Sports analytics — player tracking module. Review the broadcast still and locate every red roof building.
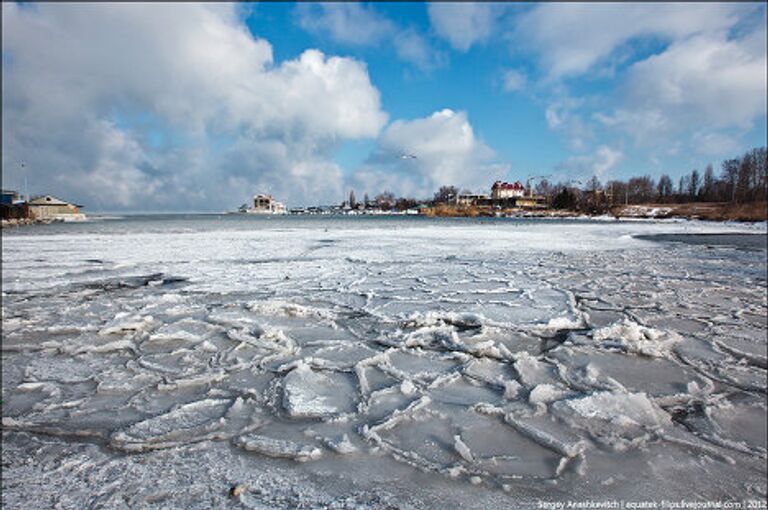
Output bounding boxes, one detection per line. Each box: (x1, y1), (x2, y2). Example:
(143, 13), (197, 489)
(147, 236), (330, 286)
(491, 180), (525, 199)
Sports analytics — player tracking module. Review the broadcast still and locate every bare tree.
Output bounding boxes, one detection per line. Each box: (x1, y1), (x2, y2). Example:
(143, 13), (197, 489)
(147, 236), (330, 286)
(689, 169), (700, 199)
(721, 158), (739, 202)
(702, 165), (715, 201)
(433, 185), (459, 203)
(627, 176), (655, 204)
(736, 154), (753, 203)
(535, 179), (551, 196)
(657, 175), (673, 202)
(751, 147), (767, 201)
(678, 175), (690, 201)
(375, 191), (396, 209)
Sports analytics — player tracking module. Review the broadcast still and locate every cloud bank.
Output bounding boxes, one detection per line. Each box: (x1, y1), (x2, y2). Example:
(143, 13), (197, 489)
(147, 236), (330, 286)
(2, 3), (387, 211)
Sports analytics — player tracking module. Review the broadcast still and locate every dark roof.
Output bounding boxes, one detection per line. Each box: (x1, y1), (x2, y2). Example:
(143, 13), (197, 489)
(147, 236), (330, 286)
(492, 181), (525, 190)
(28, 195), (83, 207)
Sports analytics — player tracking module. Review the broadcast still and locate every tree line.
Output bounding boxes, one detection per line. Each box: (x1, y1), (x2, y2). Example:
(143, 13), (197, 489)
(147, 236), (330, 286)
(542, 146), (767, 211)
(346, 146), (766, 212)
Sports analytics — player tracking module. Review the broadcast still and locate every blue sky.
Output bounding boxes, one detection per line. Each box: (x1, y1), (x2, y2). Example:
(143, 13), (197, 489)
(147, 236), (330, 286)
(2, 2), (766, 210)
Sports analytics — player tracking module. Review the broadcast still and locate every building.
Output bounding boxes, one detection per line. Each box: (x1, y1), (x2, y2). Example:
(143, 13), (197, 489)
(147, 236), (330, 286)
(491, 181), (525, 199)
(242, 194), (287, 215)
(515, 196), (548, 209)
(457, 194), (488, 206)
(1, 190), (29, 220)
(1, 189), (21, 205)
(27, 195), (85, 221)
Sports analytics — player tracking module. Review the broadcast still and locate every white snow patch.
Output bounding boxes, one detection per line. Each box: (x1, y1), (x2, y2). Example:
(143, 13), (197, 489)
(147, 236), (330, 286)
(593, 319), (681, 358)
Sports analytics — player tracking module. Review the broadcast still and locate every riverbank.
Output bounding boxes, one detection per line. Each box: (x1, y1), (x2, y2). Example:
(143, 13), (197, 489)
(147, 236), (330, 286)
(611, 202), (767, 222)
(1, 218), (51, 229)
(419, 201), (767, 222)
(1, 215), (88, 229)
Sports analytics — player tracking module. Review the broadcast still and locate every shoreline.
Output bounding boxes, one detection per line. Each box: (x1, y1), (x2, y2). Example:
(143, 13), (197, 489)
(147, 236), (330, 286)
(3, 202), (766, 229)
(422, 201), (768, 223)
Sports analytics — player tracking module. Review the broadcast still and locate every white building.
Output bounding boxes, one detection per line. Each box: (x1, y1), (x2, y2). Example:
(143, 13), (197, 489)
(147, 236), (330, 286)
(243, 194), (287, 215)
(491, 181), (525, 199)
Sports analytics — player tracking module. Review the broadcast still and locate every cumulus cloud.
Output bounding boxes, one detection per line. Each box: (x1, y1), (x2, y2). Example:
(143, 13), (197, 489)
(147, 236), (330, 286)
(591, 25), (766, 149)
(624, 30), (767, 130)
(2, 3), (387, 210)
(353, 109), (508, 197)
(515, 3), (766, 158)
(428, 3), (502, 52)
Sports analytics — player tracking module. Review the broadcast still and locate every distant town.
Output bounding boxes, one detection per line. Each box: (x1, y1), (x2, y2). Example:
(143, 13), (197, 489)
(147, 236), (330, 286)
(244, 145), (766, 221)
(3, 145), (765, 227)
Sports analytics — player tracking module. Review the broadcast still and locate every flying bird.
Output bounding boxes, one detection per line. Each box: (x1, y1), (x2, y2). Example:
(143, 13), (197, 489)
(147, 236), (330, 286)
(399, 153), (417, 160)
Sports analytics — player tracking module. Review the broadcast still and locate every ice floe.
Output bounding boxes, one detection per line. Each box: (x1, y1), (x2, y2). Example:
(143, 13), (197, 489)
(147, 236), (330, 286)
(2, 216), (765, 508)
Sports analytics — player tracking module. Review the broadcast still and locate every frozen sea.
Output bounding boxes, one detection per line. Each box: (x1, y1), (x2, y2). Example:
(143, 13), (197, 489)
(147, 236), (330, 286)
(2, 215), (767, 509)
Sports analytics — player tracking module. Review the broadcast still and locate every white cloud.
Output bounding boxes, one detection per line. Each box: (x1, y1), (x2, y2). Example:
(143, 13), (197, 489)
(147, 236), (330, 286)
(516, 3), (748, 80)
(516, 3), (766, 157)
(624, 30), (767, 131)
(691, 132), (742, 156)
(295, 3), (394, 46)
(590, 26), (766, 147)
(2, 3), (388, 210)
(355, 109), (508, 197)
(502, 69), (527, 92)
(428, 3), (502, 52)
(558, 145), (623, 181)
(544, 94), (593, 151)
(393, 28), (445, 72)
(295, 3), (442, 72)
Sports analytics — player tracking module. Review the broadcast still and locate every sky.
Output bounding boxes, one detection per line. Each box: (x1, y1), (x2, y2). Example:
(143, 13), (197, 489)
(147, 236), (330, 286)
(2, 2), (766, 212)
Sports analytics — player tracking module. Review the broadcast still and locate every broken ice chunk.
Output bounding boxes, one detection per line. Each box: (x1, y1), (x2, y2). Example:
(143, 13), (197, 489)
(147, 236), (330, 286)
(319, 433), (359, 455)
(233, 434), (322, 462)
(109, 398), (233, 452)
(282, 362), (355, 419)
(551, 391), (671, 451)
(592, 319), (680, 358)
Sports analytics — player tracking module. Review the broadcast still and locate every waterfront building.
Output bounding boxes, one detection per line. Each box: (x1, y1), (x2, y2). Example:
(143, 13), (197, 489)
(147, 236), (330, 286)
(27, 195), (85, 221)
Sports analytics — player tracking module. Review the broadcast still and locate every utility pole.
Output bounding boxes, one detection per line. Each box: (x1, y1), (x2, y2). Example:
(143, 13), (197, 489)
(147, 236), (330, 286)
(21, 163), (28, 202)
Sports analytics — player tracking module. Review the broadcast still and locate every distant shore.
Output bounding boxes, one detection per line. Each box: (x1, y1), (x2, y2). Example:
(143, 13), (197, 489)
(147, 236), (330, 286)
(1, 218), (51, 229)
(610, 201), (767, 222)
(422, 201), (768, 222)
(1, 216), (87, 229)
(2, 202), (765, 228)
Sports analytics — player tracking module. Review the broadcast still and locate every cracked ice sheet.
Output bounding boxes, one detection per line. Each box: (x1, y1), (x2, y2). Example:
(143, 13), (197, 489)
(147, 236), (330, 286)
(2, 216), (766, 508)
